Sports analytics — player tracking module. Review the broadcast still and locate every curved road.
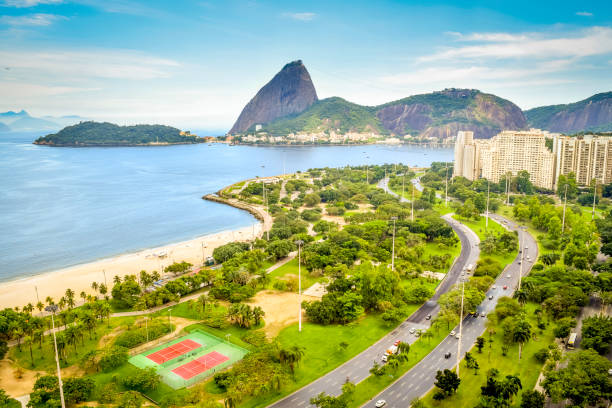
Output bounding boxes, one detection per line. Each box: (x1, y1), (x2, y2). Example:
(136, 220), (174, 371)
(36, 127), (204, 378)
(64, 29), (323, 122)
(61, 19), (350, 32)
(267, 180), (480, 408)
(363, 213), (538, 407)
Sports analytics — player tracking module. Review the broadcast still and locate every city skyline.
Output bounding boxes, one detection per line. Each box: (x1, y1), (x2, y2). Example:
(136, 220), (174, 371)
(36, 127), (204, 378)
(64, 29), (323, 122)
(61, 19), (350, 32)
(0, 0), (611, 131)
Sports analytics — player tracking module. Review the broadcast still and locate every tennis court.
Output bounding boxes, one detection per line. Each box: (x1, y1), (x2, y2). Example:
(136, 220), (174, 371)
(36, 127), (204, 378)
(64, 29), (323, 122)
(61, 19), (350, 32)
(172, 351), (230, 379)
(146, 339), (202, 364)
(129, 329), (248, 389)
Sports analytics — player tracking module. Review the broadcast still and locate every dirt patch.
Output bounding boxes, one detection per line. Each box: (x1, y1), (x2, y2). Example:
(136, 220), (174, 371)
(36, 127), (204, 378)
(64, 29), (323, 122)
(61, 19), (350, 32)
(0, 358), (45, 398)
(247, 290), (317, 338)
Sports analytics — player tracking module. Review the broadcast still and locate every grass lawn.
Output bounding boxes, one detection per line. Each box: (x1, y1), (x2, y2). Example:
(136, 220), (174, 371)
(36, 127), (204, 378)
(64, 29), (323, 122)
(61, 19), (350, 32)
(453, 214), (517, 267)
(422, 302), (555, 407)
(11, 315), (138, 371)
(267, 258), (327, 291)
(423, 241), (461, 274)
(238, 308), (422, 408)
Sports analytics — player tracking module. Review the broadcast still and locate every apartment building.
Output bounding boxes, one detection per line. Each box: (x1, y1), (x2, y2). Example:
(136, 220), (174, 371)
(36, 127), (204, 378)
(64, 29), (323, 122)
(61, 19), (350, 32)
(555, 135), (612, 186)
(455, 129), (612, 190)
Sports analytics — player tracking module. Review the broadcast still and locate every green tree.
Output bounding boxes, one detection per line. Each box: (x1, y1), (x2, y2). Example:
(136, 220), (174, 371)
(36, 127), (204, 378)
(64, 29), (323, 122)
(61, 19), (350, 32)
(476, 337), (485, 353)
(122, 367), (161, 392)
(520, 390), (545, 408)
(434, 369), (461, 396)
(542, 349), (612, 407)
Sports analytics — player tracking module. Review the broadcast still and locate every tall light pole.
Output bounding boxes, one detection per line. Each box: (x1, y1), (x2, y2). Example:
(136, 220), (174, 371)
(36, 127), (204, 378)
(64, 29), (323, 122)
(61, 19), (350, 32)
(391, 217), (397, 271)
(561, 184), (568, 233)
(485, 180), (490, 229)
(45, 304), (65, 408)
(295, 240), (304, 332)
(456, 277), (465, 377)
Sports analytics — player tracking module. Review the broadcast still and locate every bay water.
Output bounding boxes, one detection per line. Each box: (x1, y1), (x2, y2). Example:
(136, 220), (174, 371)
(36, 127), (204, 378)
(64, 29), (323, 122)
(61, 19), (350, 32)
(0, 132), (452, 282)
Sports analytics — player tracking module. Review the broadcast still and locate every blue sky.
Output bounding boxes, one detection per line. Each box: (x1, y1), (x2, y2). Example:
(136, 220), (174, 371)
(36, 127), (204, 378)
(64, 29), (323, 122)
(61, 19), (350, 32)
(0, 0), (611, 132)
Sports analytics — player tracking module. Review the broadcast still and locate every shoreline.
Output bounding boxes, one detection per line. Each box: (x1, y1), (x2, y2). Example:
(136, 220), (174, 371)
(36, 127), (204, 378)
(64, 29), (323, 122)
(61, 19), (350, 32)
(0, 221), (263, 310)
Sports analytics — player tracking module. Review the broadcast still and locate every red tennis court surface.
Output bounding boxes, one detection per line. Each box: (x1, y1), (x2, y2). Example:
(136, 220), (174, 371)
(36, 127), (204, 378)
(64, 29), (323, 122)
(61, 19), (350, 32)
(171, 351), (230, 379)
(146, 339), (201, 364)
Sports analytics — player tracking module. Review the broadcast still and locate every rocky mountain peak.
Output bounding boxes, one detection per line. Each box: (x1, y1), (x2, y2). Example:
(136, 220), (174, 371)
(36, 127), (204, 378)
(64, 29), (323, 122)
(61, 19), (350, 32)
(229, 60), (318, 134)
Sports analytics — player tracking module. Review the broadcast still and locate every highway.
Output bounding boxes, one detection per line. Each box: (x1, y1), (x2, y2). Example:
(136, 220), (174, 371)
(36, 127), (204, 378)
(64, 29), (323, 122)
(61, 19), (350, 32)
(267, 181), (480, 408)
(362, 213), (538, 407)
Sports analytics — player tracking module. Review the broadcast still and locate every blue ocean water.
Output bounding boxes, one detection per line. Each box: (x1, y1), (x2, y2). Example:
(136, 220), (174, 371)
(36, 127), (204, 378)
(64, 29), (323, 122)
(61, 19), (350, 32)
(0, 132), (452, 281)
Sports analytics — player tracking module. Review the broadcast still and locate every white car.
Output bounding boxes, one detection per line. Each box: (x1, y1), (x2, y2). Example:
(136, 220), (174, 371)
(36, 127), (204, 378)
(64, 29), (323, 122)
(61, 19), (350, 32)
(492, 285), (497, 290)
(455, 333), (460, 339)
(375, 400), (387, 407)
(506, 274), (511, 278)
(450, 330), (456, 336)
(409, 328), (416, 334)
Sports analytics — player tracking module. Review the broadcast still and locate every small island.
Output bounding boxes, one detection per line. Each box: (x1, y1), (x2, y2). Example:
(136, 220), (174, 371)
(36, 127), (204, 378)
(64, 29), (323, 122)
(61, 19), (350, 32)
(33, 121), (206, 147)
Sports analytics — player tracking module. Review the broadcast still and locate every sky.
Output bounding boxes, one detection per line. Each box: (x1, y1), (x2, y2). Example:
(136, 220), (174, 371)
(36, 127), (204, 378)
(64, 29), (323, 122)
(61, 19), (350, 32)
(0, 0), (611, 133)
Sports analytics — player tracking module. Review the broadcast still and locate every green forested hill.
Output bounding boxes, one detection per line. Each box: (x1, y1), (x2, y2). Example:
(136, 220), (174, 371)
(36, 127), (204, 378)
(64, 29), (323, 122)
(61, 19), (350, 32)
(251, 97), (387, 136)
(34, 121), (203, 146)
(524, 92), (612, 133)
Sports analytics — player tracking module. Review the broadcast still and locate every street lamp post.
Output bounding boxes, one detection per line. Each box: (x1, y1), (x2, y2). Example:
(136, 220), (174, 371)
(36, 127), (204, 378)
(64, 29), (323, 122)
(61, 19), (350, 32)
(45, 304), (65, 408)
(391, 217), (397, 271)
(295, 240), (304, 332)
(456, 277), (465, 377)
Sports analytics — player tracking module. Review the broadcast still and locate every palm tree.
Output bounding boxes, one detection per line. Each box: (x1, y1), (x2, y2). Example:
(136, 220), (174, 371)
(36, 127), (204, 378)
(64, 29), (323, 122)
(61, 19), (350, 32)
(113, 275), (121, 284)
(252, 306), (265, 326)
(99, 283), (108, 297)
(65, 288), (75, 309)
(65, 325), (79, 353)
(397, 341), (410, 356)
(23, 303), (34, 316)
(513, 320), (532, 360)
(91, 281), (99, 293)
(45, 296), (54, 306)
(422, 330), (434, 345)
(80, 291), (87, 303)
(100, 301), (111, 327)
(33, 328), (44, 350)
(23, 335), (34, 366)
(81, 311), (97, 340)
(36, 301), (44, 316)
(11, 325), (24, 351)
(386, 355), (400, 372)
(513, 289), (528, 305)
(58, 296), (67, 311)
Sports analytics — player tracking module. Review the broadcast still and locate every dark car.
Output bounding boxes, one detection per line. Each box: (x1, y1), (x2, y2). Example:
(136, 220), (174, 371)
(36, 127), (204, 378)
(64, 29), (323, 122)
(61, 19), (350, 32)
(426, 314), (432, 320)
(444, 352), (451, 359)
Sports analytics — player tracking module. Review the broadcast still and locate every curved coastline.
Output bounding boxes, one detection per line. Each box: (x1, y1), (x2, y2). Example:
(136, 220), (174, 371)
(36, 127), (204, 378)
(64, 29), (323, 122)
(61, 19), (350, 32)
(0, 179), (271, 310)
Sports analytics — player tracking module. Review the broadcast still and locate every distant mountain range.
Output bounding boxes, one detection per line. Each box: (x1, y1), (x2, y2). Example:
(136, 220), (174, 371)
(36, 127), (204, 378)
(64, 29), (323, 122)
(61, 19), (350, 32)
(229, 61), (612, 139)
(0, 110), (90, 132)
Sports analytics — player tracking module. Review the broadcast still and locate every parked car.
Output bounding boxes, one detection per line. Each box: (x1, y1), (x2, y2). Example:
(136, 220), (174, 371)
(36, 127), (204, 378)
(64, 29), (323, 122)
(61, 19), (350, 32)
(409, 328), (416, 334)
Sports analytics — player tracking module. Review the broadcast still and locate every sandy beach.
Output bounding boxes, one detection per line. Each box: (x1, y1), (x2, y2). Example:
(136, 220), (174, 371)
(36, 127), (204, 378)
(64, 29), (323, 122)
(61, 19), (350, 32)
(0, 222), (264, 310)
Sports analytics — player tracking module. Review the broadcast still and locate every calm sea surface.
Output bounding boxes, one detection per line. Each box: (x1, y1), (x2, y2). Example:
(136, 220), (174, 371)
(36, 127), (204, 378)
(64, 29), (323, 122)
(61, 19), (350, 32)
(0, 132), (453, 281)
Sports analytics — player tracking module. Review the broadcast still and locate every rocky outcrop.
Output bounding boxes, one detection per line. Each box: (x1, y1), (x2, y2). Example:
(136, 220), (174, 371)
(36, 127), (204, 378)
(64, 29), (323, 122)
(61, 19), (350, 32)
(525, 92), (612, 133)
(229, 60), (318, 134)
(376, 89), (527, 139)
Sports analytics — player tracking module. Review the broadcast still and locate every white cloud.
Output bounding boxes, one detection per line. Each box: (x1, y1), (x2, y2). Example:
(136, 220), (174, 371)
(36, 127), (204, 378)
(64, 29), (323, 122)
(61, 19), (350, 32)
(0, 48), (180, 80)
(1, 0), (62, 7)
(418, 27), (612, 62)
(0, 13), (63, 26)
(576, 11), (593, 16)
(379, 59), (575, 86)
(282, 12), (316, 21)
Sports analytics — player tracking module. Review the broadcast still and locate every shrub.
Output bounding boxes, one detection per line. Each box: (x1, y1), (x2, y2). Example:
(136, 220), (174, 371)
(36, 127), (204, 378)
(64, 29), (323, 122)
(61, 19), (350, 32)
(99, 346), (129, 372)
(122, 367), (161, 392)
